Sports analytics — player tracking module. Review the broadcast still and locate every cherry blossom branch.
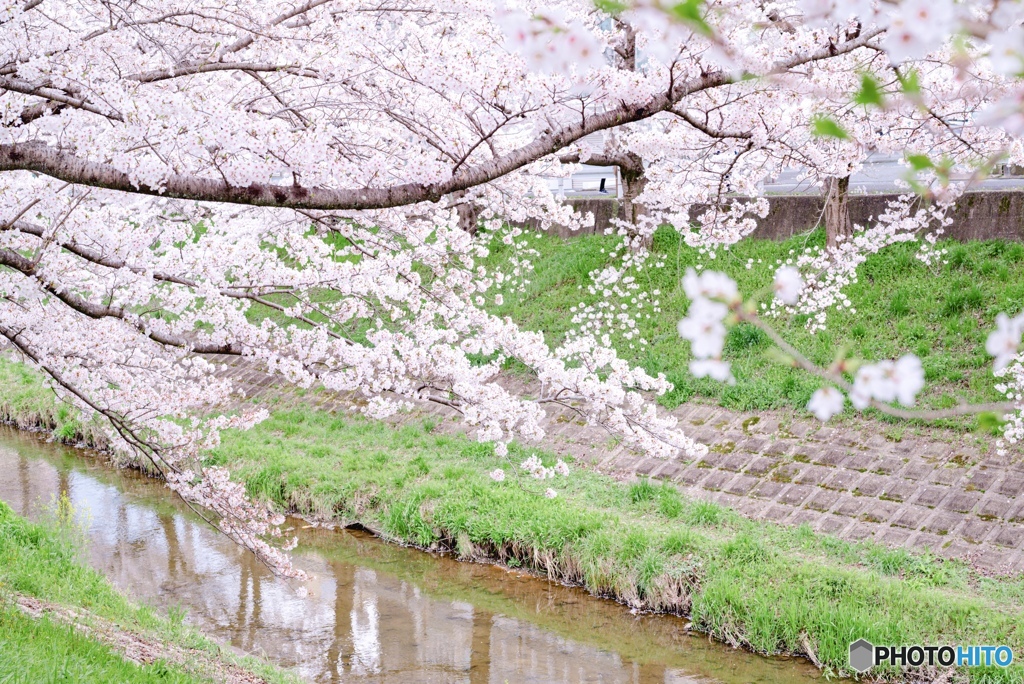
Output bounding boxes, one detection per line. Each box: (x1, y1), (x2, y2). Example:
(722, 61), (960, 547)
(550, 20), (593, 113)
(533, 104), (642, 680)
(0, 29), (883, 211)
(739, 309), (1018, 420)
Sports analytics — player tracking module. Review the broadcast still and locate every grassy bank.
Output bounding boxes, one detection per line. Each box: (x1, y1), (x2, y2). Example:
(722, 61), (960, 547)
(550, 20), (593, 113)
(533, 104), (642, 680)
(207, 404), (1024, 682)
(3, 339), (1024, 680)
(0, 498), (299, 684)
(480, 228), (1024, 420)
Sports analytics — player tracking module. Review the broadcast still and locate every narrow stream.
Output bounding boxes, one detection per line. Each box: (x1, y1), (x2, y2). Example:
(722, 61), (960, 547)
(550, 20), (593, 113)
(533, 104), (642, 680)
(0, 426), (825, 683)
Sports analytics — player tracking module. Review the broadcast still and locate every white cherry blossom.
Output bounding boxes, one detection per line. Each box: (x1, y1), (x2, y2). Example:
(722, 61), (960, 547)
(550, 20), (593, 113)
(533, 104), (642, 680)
(807, 387), (845, 421)
(689, 359), (735, 384)
(987, 313), (1024, 372)
(773, 266), (804, 306)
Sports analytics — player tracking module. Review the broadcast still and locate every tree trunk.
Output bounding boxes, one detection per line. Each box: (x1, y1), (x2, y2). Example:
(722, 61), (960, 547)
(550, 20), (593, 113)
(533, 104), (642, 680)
(823, 175), (852, 251)
(620, 168), (647, 226)
(618, 155), (649, 249)
(451, 190), (480, 234)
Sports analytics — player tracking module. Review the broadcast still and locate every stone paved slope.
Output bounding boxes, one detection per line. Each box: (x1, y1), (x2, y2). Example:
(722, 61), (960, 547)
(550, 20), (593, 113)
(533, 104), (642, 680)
(207, 354), (1024, 575)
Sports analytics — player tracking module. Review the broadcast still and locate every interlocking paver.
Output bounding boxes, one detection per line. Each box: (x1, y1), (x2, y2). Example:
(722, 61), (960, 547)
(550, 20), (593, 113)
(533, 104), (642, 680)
(960, 519), (995, 544)
(922, 511), (963, 536)
(993, 525), (1024, 549)
(930, 467), (967, 487)
(860, 500), (899, 524)
(820, 469), (861, 491)
(744, 457), (777, 476)
(880, 480), (917, 502)
(996, 473), (1024, 498)
(976, 493), (1015, 521)
(702, 470), (734, 491)
(891, 506), (930, 530)
(876, 527), (912, 545)
(852, 473), (888, 497)
(965, 468), (999, 492)
(794, 465), (832, 486)
(871, 457), (905, 475)
(779, 485), (814, 507)
(912, 485), (950, 509)
(761, 504), (794, 522)
(942, 491), (982, 514)
(817, 515), (850, 535)
(898, 462), (935, 481)
(813, 448), (846, 467)
(720, 453), (752, 472)
(842, 452), (875, 472)
(724, 475), (759, 496)
(833, 495), (867, 518)
(805, 489), (841, 512)
(751, 480), (787, 500)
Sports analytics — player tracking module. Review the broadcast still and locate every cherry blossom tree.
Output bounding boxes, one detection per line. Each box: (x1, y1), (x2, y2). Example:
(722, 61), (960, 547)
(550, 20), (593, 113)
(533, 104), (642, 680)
(2, 0), (1024, 575)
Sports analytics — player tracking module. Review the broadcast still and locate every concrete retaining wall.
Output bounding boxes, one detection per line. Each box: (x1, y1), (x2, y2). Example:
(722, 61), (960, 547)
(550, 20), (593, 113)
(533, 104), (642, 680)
(524, 190), (1024, 241)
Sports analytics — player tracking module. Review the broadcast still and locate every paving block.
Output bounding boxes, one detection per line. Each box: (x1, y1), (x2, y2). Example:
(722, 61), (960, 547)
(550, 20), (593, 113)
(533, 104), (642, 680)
(941, 490), (982, 514)
(996, 473), (1024, 498)
(898, 462), (936, 481)
(779, 484), (814, 507)
(852, 473), (888, 498)
(745, 457), (778, 476)
(959, 518), (995, 544)
(724, 475), (760, 496)
(817, 515), (850, 535)
(891, 506), (931, 530)
(833, 495), (867, 518)
(879, 480), (918, 503)
(700, 470), (734, 492)
(964, 468), (999, 492)
(912, 485), (949, 509)
(976, 493), (1015, 521)
(859, 500), (899, 524)
(922, 511), (963, 536)
(751, 480), (787, 500)
(794, 465), (833, 486)
(993, 525), (1024, 549)
(805, 488), (841, 512)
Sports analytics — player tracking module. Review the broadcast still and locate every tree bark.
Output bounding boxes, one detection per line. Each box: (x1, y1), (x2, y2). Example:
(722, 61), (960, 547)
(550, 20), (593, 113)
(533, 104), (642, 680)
(823, 175), (852, 251)
(620, 165), (647, 226)
(451, 191), (480, 234)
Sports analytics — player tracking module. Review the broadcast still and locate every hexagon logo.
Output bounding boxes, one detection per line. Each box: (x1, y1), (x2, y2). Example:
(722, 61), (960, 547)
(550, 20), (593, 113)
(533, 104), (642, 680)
(849, 639), (875, 673)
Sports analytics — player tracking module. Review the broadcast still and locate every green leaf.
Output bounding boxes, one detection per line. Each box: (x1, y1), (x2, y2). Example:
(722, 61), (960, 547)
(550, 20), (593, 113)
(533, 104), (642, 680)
(669, 0), (714, 37)
(810, 114), (849, 140)
(594, 0), (627, 14)
(906, 154), (933, 171)
(898, 68), (921, 96)
(854, 73), (884, 107)
(977, 411), (1006, 435)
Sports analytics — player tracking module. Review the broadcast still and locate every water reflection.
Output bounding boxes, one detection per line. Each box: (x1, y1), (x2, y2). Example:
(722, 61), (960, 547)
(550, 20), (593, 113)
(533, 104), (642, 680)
(0, 427), (823, 683)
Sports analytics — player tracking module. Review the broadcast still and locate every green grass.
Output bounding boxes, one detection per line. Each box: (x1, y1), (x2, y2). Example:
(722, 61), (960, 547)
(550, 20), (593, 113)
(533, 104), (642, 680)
(204, 407), (1024, 681)
(0, 359), (104, 446)
(478, 227), (1024, 423)
(0, 498), (299, 684)
(0, 607), (195, 684)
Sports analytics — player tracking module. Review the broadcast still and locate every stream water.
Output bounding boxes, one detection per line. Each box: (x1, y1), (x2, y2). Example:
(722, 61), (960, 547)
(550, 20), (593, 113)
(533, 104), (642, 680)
(0, 426), (825, 683)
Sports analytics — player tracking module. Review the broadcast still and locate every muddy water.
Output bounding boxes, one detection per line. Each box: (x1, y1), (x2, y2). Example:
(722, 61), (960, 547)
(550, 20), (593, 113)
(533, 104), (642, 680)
(0, 426), (824, 684)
